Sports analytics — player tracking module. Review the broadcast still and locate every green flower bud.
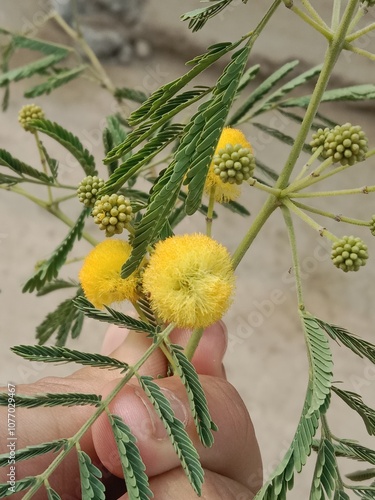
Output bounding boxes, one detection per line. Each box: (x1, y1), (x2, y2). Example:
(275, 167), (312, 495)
(331, 235), (369, 272)
(310, 123), (368, 166)
(18, 104), (45, 132)
(92, 193), (133, 237)
(77, 176), (105, 207)
(212, 143), (255, 185)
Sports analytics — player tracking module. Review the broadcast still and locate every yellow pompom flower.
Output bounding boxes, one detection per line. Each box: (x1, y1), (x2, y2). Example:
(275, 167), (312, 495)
(79, 239), (138, 309)
(142, 234), (235, 329)
(204, 127), (253, 202)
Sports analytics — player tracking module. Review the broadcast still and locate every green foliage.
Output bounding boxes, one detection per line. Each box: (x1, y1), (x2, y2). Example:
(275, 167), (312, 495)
(36, 290), (84, 345)
(139, 376), (204, 495)
(252, 122), (312, 154)
(167, 344), (217, 447)
(36, 279), (78, 297)
(28, 119), (96, 176)
(114, 87), (148, 103)
(2, 2), (375, 499)
(0, 148), (51, 183)
(128, 39), (243, 125)
(256, 389), (320, 499)
(74, 297), (158, 335)
(102, 123), (184, 194)
(229, 60), (300, 124)
(25, 66), (87, 98)
(77, 449), (106, 500)
(11, 344), (129, 371)
(23, 209), (88, 294)
(104, 88), (209, 164)
(316, 318), (375, 364)
(0, 439), (67, 467)
(0, 34), (70, 87)
(121, 42), (250, 277)
(310, 439), (338, 500)
(280, 84), (375, 108)
(302, 314), (333, 415)
(332, 387), (375, 436)
(46, 486), (62, 500)
(181, 0), (248, 32)
(0, 477), (37, 497)
(108, 414), (153, 500)
(346, 468), (375, 481)
(0, 392), (101, 408)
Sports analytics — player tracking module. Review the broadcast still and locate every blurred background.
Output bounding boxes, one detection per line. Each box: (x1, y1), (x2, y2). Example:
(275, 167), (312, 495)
(1, 1), (375, 497)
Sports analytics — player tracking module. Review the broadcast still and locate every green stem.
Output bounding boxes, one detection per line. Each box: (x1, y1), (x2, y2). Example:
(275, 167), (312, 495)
(346, 21), (375, 42)
(64, 256), (85, 265)
(301, 0), (330, 30)
(0, 185), (97, 245)
(48, 206), (99, 246)
(51, 193), (77, 205)
(1, 185), (48, 208)
(52, 12), (116, 95)
(291, 6), (332, 39)
(345, 43), (375, 61)
(285, 156), (334, 193)
(206, 186), (216, 237)
(293, 200), (371, 227)
(232, 195), (278, 269)
(288, 184), (375, 198)
(276, 0), (359, 189)
(184, 328), (204, 361)
(280, 205), (305, 310)
(22, 324), (175, 500)
(331, 0), (342, 31)
(33, 131), (53, 204)
(292, 146), (324, 183)
(284, 161), (353, 195)
(347, 1), (365, 34)
(247, 178), (282, 197)
(282, 198), (338, 241)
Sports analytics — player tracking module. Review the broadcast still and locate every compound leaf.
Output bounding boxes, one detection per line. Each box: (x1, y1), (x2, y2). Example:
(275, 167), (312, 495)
(24, 65), (87, 97)
(0, 392), (101, 408)
(167, 344), (217, 447)
(139, 376), (204, 495)
(11, 344), (129, 371)
(108, 414), (153, 500)
(27, 119), (96, 176)
(0, 439), (67, 467)
(332, 387), (375, 436)
(74, 297), (157, 336)
(302, 314), (333, 415)
(77, 449), (105, 500)
(23, 209), (88, 294)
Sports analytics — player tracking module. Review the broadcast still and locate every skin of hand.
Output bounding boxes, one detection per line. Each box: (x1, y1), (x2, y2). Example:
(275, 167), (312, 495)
(0, 322), (262, 499)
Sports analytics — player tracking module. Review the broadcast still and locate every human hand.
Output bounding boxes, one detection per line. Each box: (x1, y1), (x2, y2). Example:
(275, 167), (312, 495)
(0, 322), (262, 499)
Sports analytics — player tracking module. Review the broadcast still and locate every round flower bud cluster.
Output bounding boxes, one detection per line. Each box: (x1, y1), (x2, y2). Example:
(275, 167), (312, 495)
(77, 176), (105, 207)
(310, 123), (368, 166)
(18, 104), (45, 131)
(92, 194), (133, 237)
(212, 144), (255, 185)
(331, 236), (369, 272)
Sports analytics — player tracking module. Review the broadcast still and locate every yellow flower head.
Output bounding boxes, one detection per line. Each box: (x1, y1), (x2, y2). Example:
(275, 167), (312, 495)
(79, 239), (138, 309)
(142, 234), (235, 329)
(204, 127), (253, 202)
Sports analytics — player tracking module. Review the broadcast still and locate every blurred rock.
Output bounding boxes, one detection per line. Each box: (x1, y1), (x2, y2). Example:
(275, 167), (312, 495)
(51, 0), (151, 63)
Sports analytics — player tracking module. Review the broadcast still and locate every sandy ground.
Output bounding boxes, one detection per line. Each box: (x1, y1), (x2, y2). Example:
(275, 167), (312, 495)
(1, 2), (375, 498)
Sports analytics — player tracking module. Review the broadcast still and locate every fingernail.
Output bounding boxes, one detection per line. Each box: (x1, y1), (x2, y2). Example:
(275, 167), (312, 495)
(135, 388), (188, 440)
